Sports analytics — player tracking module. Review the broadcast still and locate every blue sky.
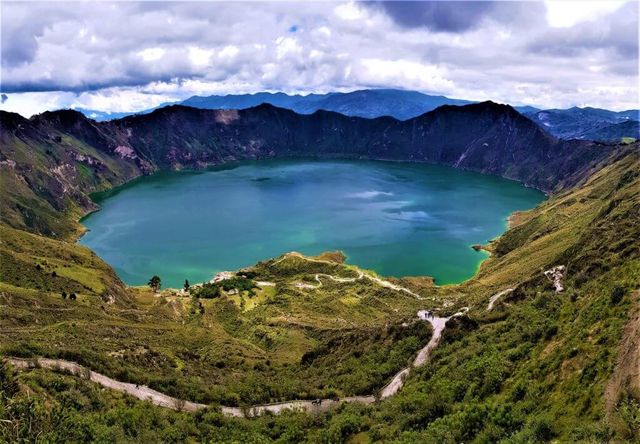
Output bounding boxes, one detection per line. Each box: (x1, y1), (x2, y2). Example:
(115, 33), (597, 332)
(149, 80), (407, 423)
(1, 1), (638, 116)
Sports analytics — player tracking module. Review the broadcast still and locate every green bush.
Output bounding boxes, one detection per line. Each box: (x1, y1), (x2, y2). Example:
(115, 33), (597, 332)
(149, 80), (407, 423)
(610, 285), (626, 305)
(193, 283), (220, 299)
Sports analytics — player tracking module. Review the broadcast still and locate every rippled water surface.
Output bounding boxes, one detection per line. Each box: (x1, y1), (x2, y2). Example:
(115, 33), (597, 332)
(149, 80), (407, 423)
(80, 160), (544, 287)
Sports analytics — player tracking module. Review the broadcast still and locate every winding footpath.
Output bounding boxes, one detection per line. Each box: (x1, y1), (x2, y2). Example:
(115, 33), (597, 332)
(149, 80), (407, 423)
(379, 307), (468, 399)
(487, 288), (513, 311)
(4, 307), (467, 417)
(285, 253), (423, 300)
(5, 254), (467, 417)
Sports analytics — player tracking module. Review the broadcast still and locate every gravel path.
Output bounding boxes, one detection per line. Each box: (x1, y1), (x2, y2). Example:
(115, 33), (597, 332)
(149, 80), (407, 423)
(280, 252), (424, 299)
(544, 265), (566, 293)
(379, 307), (468, 399)
(5, 306), (462, 417)
(5, 357), (376, 417)
(487, 288), (513, 311)
(6, 254), (469, 417)
(7, 357), (210, 413)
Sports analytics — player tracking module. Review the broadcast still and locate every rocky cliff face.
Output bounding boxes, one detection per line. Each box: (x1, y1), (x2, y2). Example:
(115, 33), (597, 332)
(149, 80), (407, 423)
(0, 111), (145, 237)
(106, 101), (612, 190)
(0, 101), (622, 237)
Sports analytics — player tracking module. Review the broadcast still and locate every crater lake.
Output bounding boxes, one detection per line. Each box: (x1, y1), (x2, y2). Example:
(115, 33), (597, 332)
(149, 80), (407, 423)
(80, 160), (545, 288)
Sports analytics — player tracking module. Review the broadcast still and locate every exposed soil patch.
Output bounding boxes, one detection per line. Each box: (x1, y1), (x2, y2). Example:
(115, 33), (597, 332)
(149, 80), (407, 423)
(605, 290), (640, 414)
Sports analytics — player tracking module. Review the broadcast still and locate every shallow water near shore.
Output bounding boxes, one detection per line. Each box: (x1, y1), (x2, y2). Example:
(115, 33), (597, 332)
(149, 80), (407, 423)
(80, 159), (545, 287)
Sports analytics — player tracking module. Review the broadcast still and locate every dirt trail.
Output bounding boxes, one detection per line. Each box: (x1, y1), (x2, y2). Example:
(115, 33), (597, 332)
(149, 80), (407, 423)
(7, 357), (210, 413)
(4, 357), (378, 417)
(544, 265), (566, 293)
(305, 271), (425, 299)
(6, 306), (462, 417)
(379, 307), (468, 399)
(6, 254), (469, 417)
(379, 368), (410, 399)
(255, 281), (275, 287)
(282, 252), (423, 298)
(487, 288), (513, 311)
(604, 290), (640, 415)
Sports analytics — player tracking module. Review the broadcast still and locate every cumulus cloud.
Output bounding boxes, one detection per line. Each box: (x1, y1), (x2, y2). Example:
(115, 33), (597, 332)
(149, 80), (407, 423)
(369, 1), (498, 32)
(528, 2), (638, 61)
(0, 1), (637, 116)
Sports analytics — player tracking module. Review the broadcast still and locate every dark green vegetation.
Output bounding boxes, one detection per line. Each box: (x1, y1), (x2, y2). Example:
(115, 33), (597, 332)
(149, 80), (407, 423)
(191, 276), (255, 298)
(1, 102), (639, 442)
(148, 275), (161, 293)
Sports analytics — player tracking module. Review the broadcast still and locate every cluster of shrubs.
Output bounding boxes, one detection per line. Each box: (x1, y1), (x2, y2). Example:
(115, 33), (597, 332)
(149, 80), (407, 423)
(191, 276), (256, 299)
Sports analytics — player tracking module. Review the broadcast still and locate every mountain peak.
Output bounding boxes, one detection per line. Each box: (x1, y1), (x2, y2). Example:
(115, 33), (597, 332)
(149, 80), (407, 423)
(33, 108), (92, 125)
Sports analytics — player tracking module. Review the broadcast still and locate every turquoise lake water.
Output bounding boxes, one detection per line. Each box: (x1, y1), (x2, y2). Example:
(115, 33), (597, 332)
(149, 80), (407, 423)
(80, 160), (545, 288)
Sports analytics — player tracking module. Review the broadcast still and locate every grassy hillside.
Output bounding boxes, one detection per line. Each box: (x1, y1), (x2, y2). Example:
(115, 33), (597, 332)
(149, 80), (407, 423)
(0, 224), (129, 303)
(0, 243), (432, 407)
(1, 145), (638, 442)
(0, 111), (145, 239)
(382, 149), (640, 442)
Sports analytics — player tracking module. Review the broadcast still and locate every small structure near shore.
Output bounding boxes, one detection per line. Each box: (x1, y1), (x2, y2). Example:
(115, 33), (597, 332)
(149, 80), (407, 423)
(212, 271), (234, 283)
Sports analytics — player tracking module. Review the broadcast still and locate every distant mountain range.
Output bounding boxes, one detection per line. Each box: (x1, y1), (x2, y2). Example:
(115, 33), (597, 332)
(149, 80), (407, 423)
(74, 89), (639, 142)
(77, 89), (474, 121)
(523, 107), (639, 141)
(183, 89), (475, 120)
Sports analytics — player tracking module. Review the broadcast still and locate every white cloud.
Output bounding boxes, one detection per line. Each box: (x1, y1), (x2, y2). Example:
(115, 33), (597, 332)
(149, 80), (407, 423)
(0, 1), (637, 115)
(358, 59), (455, 93)
(138, 47), (165, 61)
(334, 2), (366, 21)
(544, 0), (626, 28)
(316, 26), (332, 37)
(276, 37), (301, 59)
(218, 45), (239, 60)
(188, 46), (214, 67)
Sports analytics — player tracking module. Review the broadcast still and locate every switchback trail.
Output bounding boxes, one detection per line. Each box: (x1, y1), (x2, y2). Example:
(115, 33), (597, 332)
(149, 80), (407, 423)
(285, 253), (424, 299)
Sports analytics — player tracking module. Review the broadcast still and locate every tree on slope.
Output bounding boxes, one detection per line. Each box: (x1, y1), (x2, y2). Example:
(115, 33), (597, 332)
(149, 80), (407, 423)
(148, 275), (162, 293)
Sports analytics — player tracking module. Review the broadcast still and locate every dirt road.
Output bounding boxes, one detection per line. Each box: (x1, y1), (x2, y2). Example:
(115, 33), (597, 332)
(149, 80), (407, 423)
(487, 288), (513, 311)
(6, 252), (470, 418)
(6, 304), (460, 417)
(5, 357), (375, 417)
